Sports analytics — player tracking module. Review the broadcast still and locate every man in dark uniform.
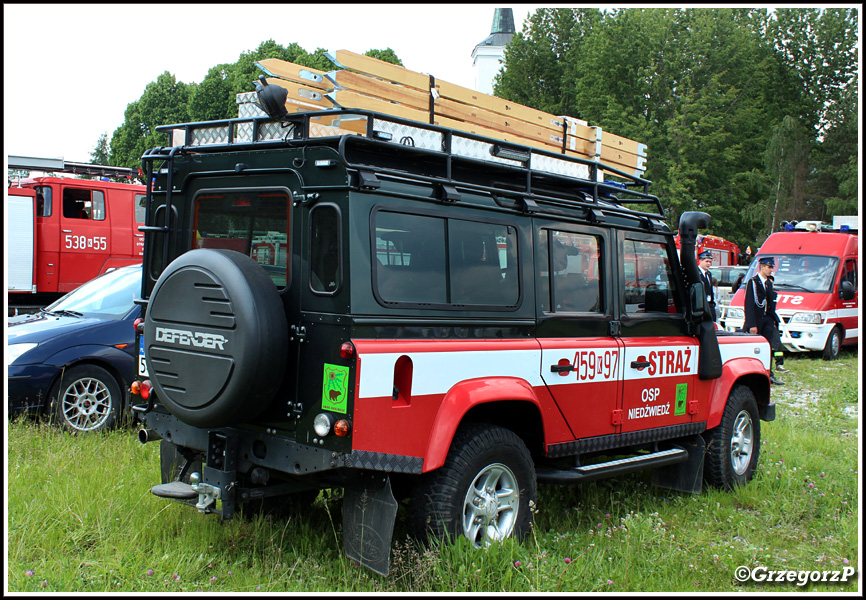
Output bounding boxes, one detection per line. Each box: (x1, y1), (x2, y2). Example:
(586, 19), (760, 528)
(743, 256), (785, 385)
(697, 250), (717, 322)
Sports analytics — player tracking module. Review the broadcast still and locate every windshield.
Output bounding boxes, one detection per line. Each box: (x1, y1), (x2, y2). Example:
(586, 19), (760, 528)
(742, 254), (839, 293)
(47, 267), (141, 318)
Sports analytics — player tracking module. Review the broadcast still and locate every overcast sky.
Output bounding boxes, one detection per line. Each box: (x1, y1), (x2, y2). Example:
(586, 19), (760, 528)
(4, 3), (545, 167)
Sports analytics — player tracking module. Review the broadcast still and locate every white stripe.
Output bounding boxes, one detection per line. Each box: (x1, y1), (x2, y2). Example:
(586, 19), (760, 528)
(358, 349), (543, 399)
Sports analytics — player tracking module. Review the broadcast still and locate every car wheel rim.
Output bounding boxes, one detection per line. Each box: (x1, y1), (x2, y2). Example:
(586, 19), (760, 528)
(461, 463), (520, 547)
(730, 410), (754, 475)
(61, 377), (112, 432)
(832, 332), (841, 356)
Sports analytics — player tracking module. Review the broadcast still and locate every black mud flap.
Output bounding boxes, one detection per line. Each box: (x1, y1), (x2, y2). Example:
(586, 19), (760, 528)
(652, 436), (706, 494)
(342, 474), (398, 576)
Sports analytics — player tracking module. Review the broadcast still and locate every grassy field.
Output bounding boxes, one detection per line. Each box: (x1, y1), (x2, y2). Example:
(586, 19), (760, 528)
(6, 350), (860, 593)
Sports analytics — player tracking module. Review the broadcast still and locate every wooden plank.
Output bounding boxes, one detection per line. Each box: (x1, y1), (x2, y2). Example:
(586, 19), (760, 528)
(326, 89), (431, 123)
(263, 77), (331, 109)
(434, 97), (563, 149)
(565, 149), (646, 176)
(432, 114), (570, 156)
(255, 58), (331, 91)
(327, 49), (430, 91)
(327, 70), (430, 112)
(601, 130), (647, 157)
(435, 79), (565, 134)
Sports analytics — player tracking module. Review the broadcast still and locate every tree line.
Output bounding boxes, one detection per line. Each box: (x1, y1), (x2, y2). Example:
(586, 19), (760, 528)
(95, 8), (856, 251)
(494, 7), (858, 249)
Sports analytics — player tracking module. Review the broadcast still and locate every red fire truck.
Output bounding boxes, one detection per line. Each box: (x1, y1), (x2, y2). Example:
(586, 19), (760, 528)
(7, 156), (146, 311)
(723, 218), (858, 359)
(675, 233), (742, 266)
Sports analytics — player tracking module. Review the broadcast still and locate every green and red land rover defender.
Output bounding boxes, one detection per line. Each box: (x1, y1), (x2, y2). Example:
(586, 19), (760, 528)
(131, 103), (775, 575)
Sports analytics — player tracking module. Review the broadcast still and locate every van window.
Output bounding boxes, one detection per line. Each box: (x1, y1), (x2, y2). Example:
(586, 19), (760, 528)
(135, 194), (147, 223)
(310, 205), (341, 294)
(62, 188), (105, 221)
(623, 240), (677, 314)
(539, 230), (602, 313)
(773, 254), (839, 293)
(843, 259), (856, 287)
(374, 211), (519, 307)
(193, 190), (291, 289)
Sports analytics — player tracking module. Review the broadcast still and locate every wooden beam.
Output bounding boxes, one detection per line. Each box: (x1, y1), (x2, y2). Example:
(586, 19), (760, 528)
(327, 70), (430, 112)
(326, 89), (431, 123)
(263, 77), (331, 109)
(255, 59), (331, 91)
(327, 49), (430, 91)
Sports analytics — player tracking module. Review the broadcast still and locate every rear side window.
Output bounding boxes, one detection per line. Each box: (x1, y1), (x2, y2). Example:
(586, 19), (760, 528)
(193, 190), (291, 289)
(35, 186), (52, 217)
(374, 210), (519, 308)
(310, 204), (341, 294)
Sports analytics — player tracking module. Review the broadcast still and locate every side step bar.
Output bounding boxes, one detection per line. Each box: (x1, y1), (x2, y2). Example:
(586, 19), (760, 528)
(537, 447), (688, 484)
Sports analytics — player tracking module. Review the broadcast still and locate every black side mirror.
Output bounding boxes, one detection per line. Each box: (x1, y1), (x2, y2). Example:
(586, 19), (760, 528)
(840, 280), (856, 301)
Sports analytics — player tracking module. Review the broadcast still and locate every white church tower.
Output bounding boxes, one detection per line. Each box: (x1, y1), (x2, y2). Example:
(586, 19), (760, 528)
(471, 8), (516, 95)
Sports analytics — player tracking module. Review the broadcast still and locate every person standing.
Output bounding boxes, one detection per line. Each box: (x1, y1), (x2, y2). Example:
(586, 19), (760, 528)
(697, 250), (716, 322)
(743, 256), (785, 385)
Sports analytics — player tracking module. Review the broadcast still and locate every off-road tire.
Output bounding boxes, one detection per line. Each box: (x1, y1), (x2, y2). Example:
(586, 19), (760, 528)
(50, 364), (122, 433)
(703, 385), (760, 490)
(409, 424), (536, 547)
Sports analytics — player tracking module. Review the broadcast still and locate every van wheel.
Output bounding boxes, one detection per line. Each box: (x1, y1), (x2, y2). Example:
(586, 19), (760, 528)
(822, 327), (842, 360)
(410, 424), (536, 547)
(50, 365), (122, 433)
(703, 385), (760, 490)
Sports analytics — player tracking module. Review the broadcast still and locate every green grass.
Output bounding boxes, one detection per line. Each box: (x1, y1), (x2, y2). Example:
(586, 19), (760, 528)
(6, 350), (859, 592)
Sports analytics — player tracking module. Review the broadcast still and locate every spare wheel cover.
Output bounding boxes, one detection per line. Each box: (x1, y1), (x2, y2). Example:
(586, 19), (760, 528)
(144, 249), (287, 427)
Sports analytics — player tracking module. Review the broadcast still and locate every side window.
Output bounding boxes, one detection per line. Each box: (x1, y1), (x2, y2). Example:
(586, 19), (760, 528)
(62, 188), (105, 221)
(843, 259), (857, 287)
(373, 210), (519, 307)
(134, 194), (147, 223)
(623, 239), (679, 314)
(375, 211), (447, 304)
(539, 230), (602, 313)
(310, 205), (341, 294)
(35, 186), (52, 217)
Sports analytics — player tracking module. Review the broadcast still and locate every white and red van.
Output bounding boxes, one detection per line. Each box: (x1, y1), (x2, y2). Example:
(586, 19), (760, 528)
(723, 219), (858, 359)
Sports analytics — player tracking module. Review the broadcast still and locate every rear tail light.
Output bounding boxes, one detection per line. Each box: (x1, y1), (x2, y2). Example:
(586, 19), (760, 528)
(140, 380), (153, 400)
(130, 380), (141, 395)
(339, 342), (355, 359)
(334, 419), (351, 437)
(133, 318), (144, 333)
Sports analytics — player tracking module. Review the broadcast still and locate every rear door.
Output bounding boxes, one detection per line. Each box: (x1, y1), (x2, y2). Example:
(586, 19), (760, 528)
(536, 222), (623, 439)
(616, 231), (699, 433)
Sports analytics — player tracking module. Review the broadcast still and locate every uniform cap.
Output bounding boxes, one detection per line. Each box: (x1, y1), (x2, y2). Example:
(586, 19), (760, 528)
(698, 251), (713, 260)
(758, 256), (775, 266)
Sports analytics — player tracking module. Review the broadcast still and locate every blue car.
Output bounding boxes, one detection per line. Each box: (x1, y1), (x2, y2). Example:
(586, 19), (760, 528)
(7, 265), (142, 433)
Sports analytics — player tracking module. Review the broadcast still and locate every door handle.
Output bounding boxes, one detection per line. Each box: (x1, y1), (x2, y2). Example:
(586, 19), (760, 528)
(630, 361), (651, 370)
(550, 364), (573, 373)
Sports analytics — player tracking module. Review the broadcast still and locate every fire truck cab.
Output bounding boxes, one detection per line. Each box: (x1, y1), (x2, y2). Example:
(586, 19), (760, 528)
(7, 157), (146, 309)
(723, 219), (859, 360)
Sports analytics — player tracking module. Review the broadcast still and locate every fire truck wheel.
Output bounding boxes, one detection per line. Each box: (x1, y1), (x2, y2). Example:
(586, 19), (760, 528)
(409, 424), (536, 547)
(703, 385), (760, 490)
(822, 327), (842, 360)
(144, 249), (288, 428)
(50, 364), (121, 433)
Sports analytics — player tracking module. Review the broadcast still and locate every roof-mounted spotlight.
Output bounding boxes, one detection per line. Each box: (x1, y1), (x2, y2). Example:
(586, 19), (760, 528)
(254, 75), (289, 121)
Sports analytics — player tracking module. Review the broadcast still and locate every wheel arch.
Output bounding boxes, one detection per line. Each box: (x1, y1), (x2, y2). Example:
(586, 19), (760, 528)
(706, 369), (769, 430)
(422, 377), (545, 473)
(45, 348), (134, 410)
